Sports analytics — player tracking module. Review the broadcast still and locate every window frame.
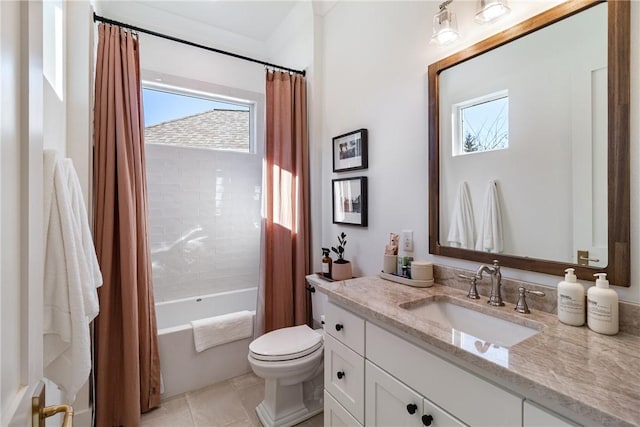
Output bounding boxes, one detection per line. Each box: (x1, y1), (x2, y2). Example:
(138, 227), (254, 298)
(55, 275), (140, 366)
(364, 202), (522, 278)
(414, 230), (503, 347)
(452, 89), (509, 156)
(141, 80), (257, 154)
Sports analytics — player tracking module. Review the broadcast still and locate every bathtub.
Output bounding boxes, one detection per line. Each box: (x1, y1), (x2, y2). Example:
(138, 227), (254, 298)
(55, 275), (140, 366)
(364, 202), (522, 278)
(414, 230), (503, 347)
(155, 287), (258, 399)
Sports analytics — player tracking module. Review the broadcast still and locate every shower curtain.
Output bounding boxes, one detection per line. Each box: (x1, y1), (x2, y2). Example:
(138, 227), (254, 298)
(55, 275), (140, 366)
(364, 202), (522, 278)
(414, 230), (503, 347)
(93, 24), (161, 426)
(257, 70), (311, 335)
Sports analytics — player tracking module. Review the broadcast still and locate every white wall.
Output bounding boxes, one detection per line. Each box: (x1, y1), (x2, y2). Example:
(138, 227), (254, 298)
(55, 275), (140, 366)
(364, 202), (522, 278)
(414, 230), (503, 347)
(318, 1), (639, 303)
(94, 1), (267, 95)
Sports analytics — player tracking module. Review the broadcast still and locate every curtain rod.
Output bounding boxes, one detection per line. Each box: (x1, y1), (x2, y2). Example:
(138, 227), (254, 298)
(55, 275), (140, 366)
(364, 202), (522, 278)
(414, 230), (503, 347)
(93, 13), (306, 77)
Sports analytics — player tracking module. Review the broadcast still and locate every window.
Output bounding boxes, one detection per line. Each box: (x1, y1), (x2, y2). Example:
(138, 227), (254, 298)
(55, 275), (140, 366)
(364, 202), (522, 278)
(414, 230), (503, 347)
(453, 90), (508, 156)
(142, 86), (253, 153)
(44, 0), (64, 100)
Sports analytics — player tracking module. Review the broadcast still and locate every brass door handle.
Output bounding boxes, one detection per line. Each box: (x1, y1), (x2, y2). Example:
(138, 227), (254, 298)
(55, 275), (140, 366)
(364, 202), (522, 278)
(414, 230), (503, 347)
(42, 404), (74, 427)
(32, 382), (74, 427)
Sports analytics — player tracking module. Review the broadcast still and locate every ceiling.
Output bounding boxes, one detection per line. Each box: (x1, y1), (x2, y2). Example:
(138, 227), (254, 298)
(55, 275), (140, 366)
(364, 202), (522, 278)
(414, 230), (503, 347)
(135, 1), (301, 41)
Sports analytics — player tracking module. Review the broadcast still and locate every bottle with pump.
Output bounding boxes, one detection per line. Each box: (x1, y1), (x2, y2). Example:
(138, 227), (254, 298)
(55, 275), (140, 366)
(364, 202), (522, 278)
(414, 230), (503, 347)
(557, 268), (585, 326)
(587, 273), (619, 335)
(321, 248), (332, 279)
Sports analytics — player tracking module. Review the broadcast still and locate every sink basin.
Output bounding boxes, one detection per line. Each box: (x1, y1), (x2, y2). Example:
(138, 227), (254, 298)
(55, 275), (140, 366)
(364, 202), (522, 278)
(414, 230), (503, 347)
(401, 297), (541, 348)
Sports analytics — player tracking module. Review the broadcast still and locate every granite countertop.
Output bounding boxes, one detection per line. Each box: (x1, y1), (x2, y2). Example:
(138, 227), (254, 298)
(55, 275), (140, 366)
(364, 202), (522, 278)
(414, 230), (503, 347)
(308, 274), (640, 427)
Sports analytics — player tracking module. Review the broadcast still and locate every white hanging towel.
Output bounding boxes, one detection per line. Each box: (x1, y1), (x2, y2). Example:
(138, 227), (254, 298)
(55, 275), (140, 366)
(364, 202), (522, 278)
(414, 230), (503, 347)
(61, 159), (102, 319)
(43, 150), (103, 403)
(475, 180), (504, 253)
(191, 311), (254, 353)
(447, 182), (475, 249)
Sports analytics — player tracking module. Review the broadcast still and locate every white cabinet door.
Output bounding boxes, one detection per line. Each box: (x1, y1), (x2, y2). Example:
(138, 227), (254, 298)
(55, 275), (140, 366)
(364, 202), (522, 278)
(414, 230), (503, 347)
(422, 397), (467, 427)
(366, 361), (466, 427)
(524, 401), (580, 427)
(325, 390), (362, 427)
(325, 334), (365, 424)
(365, 361), (423, 427)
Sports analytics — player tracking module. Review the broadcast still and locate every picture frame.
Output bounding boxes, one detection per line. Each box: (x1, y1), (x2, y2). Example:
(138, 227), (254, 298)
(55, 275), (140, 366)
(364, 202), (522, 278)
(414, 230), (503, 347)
(332, 129), (368, 172)
(332, 177), (368, 227)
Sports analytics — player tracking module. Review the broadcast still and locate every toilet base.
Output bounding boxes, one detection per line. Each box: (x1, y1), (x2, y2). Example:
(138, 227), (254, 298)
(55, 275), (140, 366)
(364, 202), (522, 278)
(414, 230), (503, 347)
(254, 374), (323, 427)
(255, 399), (322, 427)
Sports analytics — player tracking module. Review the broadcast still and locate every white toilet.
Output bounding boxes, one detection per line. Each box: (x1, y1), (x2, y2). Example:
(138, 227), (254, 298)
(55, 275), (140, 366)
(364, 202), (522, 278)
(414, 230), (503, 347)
(248, 322), (324, 427)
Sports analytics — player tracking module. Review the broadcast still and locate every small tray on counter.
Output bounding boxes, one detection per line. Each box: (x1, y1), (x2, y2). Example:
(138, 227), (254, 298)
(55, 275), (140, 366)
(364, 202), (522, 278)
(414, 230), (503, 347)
(379, 272), (434, 288)
(313, 272), (336, 282)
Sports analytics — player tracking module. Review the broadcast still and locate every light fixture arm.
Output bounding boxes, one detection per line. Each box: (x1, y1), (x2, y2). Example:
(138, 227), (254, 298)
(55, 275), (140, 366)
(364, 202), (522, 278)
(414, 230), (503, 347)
(439, 0), (454, 11)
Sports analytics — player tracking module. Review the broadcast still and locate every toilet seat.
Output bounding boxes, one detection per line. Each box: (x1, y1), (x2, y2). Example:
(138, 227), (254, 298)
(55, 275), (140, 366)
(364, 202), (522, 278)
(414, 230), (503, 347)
(249, 325), (323, 362)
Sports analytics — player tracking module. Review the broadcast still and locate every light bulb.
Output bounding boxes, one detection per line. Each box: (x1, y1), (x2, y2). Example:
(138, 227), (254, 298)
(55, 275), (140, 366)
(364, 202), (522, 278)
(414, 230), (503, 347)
(431, 8), (459, 46)
(475, 0), (510, 24)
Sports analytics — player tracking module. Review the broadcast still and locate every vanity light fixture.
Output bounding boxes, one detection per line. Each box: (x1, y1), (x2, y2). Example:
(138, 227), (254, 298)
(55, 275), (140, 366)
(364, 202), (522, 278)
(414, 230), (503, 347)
(431, 0), (459, 46)
(474, 0), (511, 24)
(432, 0), (512, 46)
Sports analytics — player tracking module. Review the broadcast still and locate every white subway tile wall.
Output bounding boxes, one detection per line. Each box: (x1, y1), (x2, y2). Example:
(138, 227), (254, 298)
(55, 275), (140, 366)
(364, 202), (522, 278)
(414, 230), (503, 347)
(146, 143), (262, 302)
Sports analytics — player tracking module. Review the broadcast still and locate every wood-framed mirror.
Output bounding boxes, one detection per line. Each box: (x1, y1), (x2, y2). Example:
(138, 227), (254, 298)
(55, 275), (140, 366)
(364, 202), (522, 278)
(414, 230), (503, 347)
(428, 0), (630, 286)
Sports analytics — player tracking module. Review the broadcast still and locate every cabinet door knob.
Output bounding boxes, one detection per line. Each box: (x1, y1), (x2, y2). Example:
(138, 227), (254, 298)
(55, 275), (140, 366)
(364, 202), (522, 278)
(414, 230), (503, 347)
(406, 403), (418, 415)
(335, 323), (343, 331)
(421, 414), (434, 426)
(336, 371), (345, 380)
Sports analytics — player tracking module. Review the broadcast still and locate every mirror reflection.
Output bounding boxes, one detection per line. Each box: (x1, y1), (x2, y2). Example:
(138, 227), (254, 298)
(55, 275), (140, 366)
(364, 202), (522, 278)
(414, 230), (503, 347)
(438, 3), (607, 267)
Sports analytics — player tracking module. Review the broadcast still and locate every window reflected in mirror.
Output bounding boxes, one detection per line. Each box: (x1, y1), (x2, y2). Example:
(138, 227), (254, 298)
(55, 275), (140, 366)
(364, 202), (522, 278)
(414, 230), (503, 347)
(453, 91), (509, 156)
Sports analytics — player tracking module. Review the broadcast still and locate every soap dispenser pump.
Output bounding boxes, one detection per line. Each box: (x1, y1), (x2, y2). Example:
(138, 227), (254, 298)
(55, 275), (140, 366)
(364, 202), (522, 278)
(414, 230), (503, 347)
(587, 273), (619, 335)
(557, 268), (585, 326)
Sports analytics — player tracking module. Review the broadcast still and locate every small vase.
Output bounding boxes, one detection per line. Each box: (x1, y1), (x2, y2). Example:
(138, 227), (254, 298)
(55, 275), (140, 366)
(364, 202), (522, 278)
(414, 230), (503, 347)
(331, 261), (352, 281)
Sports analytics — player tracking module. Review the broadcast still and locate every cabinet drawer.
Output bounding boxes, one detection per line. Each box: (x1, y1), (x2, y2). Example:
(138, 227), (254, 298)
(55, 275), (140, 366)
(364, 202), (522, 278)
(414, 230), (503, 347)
(366, 322), (521, 426)
(325, 334), (365, 424)
(326, 301), (365, 355)
(325, 390), (363, 427)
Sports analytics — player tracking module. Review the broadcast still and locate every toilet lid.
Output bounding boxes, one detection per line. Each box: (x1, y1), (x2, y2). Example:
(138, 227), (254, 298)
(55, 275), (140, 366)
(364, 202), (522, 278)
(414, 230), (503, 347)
(250, 325), (323, 361)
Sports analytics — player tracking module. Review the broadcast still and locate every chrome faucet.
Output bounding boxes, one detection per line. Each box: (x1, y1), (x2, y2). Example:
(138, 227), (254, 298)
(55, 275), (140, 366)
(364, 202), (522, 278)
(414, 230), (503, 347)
(475, 260), (504, 306)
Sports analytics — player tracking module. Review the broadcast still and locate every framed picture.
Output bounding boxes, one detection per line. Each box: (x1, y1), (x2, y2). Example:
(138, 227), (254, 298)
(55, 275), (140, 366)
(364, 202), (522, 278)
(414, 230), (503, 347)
(332, 129), (368, 172)
(332, 177), (368, 227)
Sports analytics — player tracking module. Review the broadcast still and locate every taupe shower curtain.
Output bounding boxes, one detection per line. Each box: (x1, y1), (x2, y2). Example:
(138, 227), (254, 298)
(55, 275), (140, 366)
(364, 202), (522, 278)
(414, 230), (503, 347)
(257, 70), (311, 334)
(93, 24), (160, 426)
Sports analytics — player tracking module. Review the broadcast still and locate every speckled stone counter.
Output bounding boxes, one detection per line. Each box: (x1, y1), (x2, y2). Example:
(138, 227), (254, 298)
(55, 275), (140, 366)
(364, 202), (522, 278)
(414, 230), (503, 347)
(308, 274), (640, 427)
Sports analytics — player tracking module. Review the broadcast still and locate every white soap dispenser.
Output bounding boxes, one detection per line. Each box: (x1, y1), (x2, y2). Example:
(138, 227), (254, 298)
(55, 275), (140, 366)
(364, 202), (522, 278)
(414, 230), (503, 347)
(557, 268), (585, 326)
(587, 273), (619, 335)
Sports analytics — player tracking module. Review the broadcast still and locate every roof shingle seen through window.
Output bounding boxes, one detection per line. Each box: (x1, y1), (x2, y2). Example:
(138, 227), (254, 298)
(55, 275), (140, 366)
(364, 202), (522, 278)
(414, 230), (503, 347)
(144, 109), (250, 151)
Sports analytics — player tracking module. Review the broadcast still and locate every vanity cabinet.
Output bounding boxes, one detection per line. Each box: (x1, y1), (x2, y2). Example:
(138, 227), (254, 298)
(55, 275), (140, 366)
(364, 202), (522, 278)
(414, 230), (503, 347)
(324, 300), (523, 427)
(366, 322), (521, 426)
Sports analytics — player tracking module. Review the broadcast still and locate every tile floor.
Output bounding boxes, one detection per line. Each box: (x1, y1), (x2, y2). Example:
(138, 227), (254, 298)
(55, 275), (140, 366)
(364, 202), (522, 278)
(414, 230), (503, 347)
(141, 372), (324, 427)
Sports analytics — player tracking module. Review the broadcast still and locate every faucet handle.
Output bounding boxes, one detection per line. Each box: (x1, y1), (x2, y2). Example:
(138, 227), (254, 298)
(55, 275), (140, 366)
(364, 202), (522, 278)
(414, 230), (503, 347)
(459, 274), (481, 299)
(514, 286), (545, 314)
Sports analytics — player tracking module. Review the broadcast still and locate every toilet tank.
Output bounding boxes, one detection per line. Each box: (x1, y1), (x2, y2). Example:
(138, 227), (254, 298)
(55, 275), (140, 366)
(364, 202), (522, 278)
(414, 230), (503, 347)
(310, 280), (328, 329)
